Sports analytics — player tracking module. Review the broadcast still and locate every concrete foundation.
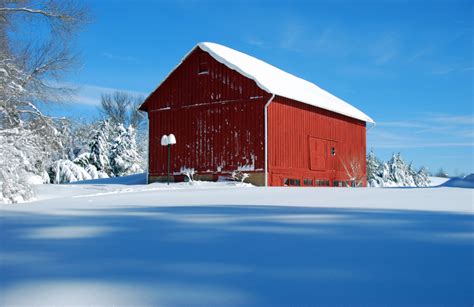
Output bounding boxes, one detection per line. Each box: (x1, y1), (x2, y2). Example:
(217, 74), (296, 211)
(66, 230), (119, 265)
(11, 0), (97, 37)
(148, 172), (266, 186)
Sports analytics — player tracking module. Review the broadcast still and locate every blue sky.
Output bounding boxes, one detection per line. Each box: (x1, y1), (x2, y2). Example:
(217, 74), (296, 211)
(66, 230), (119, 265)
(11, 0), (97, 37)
(50, 0), (473, 176)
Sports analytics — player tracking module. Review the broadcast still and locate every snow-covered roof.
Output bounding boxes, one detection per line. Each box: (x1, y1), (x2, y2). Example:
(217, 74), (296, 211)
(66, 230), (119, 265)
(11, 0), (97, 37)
(198, 42), (374, 124)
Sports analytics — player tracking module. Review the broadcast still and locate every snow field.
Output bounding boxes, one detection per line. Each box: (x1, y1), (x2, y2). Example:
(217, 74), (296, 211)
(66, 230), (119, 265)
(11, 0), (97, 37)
(0, 175), (472, 306)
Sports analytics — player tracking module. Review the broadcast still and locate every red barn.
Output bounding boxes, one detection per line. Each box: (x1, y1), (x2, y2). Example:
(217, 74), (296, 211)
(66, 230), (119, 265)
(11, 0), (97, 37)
(139, 42), (374, 187)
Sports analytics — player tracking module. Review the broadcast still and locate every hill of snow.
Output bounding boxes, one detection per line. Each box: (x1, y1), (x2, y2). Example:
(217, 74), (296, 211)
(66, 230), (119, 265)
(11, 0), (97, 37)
(441, 174), (474, 189)
(0, 175), (472, 306)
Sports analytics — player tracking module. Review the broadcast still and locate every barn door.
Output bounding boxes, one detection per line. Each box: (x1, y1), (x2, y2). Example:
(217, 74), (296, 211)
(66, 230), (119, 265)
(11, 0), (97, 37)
(309, 137), (327, 171)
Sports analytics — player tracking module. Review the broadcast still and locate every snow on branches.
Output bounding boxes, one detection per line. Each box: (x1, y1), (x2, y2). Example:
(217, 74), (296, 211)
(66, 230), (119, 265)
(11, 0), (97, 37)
(110, 124), (143, 177)
(48, 120), (144, 184)
(367, 151), (430, 187)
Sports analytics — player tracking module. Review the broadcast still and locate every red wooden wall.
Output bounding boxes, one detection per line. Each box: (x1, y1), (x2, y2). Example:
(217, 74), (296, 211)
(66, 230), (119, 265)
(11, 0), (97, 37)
(141, 47), (270, 177)
(267, 96), (367, 187)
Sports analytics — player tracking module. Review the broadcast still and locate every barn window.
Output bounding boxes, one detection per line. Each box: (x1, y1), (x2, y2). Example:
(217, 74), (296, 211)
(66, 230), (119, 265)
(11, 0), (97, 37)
(331, 147), (336, 156)
(303, 179), (313, 186)
(315, 179), (329, 187)
(198, 54), (209, 75)
(333, 180), (345, 187)
(286, 178), (301, 186)
(283, 178), (289, 186)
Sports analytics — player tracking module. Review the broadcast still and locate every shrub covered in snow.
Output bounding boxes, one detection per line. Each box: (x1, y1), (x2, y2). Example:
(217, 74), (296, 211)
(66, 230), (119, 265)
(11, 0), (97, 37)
(367, 151), (430, 187)
(0, 137), (34, 203)
(0, 124), (64, 203)
(49, 159), (92, 184)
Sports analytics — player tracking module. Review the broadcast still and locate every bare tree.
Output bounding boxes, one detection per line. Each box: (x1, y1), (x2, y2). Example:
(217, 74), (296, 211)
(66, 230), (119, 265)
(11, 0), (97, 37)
(99, 91), (145, 128)
(1, 0), (88, 101)
(341, 157), (365, 187)
(231, 170), (250, 184)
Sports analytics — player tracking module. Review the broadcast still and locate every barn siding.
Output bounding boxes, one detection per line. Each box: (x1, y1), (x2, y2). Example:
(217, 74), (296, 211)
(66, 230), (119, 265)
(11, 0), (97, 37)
(145, 47), (269, 178)
(267, 96), (367, 187)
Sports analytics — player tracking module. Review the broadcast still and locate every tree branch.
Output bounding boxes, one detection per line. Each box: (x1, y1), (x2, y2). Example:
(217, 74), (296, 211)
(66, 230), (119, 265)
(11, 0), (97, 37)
(0, 7), (73, 21)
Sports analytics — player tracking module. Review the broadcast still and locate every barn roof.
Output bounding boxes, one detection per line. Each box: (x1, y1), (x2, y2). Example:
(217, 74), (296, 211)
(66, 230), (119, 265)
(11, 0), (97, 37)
(199, 42), (374, 124)
(141, 42), (374, 124)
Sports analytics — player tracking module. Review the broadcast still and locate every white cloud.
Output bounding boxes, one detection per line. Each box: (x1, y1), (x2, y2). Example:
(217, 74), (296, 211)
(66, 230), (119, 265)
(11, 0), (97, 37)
(370, 33), (400, 65)
(102, 52), (140, 63)
(369, 113), (474, 149)
(71, 84), (148, 106)
(245, 36), (264, 47)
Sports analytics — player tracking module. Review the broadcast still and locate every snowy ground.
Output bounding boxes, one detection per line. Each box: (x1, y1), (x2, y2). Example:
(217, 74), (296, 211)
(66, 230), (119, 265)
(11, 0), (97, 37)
(0, 174), (472, 306)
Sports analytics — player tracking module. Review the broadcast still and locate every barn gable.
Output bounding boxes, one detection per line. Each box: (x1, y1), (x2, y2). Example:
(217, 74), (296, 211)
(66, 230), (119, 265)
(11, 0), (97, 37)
(139, 47), (268, 112)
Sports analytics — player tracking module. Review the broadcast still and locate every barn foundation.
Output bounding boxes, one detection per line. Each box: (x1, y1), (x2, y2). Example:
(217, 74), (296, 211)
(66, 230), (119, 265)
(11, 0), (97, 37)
(148, 172), (265, 186)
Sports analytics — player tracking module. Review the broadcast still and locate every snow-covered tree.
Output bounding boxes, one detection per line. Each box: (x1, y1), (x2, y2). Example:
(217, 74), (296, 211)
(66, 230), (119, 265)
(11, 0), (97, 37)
(0, 130), (34, 203)
(367, 151), (430, 187)
(414, 167), (430, 187)
(109, 124), (143, 177)
(72, 153), (108, 179)
(0, 1), (88, 202)
(387, 153), (415, 186)
(49, 159), (92, 184)
(89, 120), (112, 175)
(99, 91), (148, 171)
(367, 150), (384, 187)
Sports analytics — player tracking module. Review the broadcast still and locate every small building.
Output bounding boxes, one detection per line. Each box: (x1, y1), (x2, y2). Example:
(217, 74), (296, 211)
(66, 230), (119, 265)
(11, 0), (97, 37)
(139, 42), (374, 186)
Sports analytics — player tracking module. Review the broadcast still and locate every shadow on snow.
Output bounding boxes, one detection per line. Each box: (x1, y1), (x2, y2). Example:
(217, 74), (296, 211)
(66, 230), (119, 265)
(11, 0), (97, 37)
(0, 205), (472, 306)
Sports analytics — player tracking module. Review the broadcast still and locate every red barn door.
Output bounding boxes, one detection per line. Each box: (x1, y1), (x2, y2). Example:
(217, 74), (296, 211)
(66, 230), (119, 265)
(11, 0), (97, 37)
(309, 137), (327, 171)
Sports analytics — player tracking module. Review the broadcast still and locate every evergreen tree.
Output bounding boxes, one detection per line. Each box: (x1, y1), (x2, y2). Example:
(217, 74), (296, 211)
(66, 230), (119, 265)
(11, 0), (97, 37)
(89, 120), (112, 175)
(367, 151), (430, 187)
(367, 150), (383, 186)
(387, 153), (415, 186)
(414, 167), (430, 187)
(435, 168), (449, 178)
(109, 124), (143, 177)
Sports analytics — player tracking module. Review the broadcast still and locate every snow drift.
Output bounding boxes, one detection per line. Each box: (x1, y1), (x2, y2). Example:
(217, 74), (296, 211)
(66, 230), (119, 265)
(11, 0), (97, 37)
(441, 174), (474, 189)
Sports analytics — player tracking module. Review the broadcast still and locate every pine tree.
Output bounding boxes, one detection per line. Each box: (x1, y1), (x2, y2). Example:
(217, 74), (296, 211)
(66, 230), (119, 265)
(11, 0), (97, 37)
(414, 167), (430, 187)
(89, 120), (112, 175)
(367, 152), (430, 187)
(386, 153), (415, 186)
(367, 150), (383, 187)
(109, 124), (143, 177)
